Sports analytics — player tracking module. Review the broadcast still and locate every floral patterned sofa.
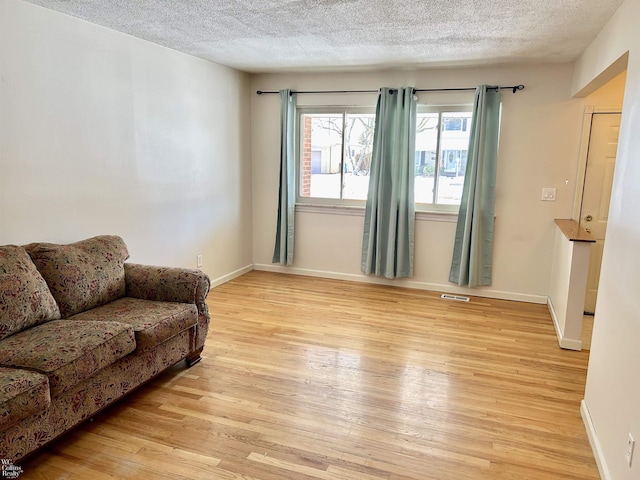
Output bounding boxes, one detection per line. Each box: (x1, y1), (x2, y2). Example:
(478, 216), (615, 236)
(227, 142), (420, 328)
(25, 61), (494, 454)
(0, 235), (210, 463)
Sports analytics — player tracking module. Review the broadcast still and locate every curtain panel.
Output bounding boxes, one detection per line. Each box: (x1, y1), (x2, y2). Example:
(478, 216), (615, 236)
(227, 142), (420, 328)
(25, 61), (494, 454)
(272, 89), (297, 265)
(449, 85), (501, 287)
(361, 87), (417, 279)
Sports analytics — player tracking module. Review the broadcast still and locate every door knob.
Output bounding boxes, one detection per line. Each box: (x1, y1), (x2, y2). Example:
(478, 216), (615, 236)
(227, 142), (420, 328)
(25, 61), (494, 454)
(584, 214), (593, 222)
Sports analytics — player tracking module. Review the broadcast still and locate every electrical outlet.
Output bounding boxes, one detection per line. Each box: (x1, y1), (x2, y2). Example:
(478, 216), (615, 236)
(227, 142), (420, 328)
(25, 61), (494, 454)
(196, 254), (203, 268)
(627, 433), (635, 467)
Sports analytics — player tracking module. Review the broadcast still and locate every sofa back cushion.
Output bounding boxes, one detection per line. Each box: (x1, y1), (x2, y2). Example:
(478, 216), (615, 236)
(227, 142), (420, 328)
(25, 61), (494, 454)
(25, 235), (129, 318)
(0, 246), (61, 340)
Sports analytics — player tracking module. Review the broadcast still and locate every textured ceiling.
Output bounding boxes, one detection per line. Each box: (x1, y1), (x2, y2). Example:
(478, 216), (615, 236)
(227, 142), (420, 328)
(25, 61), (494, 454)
(24, 0), (625, 73)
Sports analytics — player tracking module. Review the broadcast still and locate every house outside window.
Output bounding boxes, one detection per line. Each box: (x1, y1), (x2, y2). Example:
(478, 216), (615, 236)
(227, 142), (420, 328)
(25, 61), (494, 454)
(415, 108), (473, 207)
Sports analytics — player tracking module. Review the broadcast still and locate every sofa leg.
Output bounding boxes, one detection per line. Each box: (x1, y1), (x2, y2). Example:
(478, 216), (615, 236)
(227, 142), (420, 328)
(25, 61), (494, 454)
(186, 348), (203, 367)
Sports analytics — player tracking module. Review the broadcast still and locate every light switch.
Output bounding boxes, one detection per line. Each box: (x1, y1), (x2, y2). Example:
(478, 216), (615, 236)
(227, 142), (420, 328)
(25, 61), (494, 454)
(541, 188), (556, 202)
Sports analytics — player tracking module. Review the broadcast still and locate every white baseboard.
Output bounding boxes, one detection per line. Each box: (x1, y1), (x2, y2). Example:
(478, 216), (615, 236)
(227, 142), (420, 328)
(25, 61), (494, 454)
(581, 400), (611, 480)
(253, 264), (548, 304)
(547, 297), (582, 350)
(209, 264), (253, 289)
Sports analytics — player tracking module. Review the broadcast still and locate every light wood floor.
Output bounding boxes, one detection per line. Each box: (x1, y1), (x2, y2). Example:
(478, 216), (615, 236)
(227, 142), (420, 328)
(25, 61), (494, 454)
(20, 271), (599, 479)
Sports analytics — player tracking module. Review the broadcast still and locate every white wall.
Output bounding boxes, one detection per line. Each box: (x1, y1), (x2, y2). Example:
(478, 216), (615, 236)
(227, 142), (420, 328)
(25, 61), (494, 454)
(572, 0), (640, 478)
(548, 226), (591, 350)
(0, 0), (253, 284)
(251, 64), (584, 302)
(586, 71), (627, 108)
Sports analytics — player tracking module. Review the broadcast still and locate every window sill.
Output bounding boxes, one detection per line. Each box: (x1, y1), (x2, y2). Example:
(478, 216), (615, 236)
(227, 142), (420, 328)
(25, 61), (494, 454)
(416, 210), (458, 223)
(295, 204), (364, 216)
(295, 204), (458, 222)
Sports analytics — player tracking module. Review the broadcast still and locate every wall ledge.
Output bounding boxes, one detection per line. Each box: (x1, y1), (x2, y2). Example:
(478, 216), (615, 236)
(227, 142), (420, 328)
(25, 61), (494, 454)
(554, 219), (596, 242)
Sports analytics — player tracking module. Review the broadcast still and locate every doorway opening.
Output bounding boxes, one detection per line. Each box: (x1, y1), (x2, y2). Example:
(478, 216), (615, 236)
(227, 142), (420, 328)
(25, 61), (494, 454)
(574, 71), (626, 346)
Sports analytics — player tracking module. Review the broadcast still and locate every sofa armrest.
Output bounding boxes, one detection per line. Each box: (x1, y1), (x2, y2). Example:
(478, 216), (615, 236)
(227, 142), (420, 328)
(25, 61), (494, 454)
(124, 263), (209, 304)
(124, 263), (211, 353)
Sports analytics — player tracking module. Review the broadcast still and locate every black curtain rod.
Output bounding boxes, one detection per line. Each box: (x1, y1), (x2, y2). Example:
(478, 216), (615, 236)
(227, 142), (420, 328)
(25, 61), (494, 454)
(256, 84), (525, 95)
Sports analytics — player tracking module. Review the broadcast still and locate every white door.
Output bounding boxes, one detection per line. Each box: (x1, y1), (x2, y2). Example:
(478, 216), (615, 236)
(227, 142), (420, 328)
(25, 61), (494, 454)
(580, 113), (621, 314)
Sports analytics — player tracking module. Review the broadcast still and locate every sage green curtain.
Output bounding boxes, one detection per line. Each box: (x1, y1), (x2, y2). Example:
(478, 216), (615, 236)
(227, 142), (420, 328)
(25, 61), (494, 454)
(272, 89), (296, 265)
(361, 87), (417, 279)
(449, 85), (501, 287)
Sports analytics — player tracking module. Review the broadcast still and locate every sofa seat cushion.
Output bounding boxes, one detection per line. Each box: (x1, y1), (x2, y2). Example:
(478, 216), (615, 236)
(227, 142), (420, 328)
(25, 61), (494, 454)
(68, 298), (197, 352)
(25, 236), (129, 318)
(0, 320), (135, 397)
(0, 367), (51, 430)
(0, 246), (61, 340)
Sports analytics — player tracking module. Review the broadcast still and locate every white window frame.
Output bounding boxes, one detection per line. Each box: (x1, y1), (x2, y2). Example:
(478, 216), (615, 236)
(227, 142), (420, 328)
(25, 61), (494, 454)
(294, 104), (473, 214)
(296, 106), (376, 207)
(415, 104), (473, 213)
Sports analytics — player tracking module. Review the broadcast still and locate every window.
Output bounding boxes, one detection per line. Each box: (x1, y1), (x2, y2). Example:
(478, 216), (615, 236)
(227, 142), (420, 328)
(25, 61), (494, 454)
(415, 109), (472, 207)
(298, 109), (375, 204)
(297, 106), (472, 209)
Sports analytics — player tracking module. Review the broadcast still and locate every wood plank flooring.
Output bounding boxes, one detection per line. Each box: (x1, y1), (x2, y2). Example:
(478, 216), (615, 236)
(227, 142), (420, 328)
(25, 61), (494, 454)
(19, 271), (599, 479)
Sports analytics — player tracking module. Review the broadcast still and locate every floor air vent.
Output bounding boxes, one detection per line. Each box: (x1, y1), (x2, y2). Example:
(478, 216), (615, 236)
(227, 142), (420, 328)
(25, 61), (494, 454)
(440, 294), (470, 302)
